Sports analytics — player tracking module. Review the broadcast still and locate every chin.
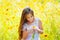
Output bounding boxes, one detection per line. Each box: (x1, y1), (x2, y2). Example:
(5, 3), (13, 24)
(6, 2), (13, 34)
(30, 21), (33, 23)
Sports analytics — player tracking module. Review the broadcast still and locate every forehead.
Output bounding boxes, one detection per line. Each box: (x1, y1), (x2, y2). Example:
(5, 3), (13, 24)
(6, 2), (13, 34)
(25, 13), (32, 18)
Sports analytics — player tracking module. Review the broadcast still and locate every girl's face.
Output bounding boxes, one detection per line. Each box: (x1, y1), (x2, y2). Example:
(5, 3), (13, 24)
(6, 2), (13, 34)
(25, 13), (34, 23)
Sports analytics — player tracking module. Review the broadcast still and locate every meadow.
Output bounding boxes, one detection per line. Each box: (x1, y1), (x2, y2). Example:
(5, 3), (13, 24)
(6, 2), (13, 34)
(0, 0), (60, 40)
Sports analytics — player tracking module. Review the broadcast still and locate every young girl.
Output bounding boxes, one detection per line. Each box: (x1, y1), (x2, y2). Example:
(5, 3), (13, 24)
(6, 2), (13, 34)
(18, 8), (43, 40)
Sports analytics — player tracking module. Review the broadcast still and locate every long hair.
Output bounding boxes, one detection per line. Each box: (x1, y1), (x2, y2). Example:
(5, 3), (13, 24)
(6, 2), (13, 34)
(18, 8), (34, 40)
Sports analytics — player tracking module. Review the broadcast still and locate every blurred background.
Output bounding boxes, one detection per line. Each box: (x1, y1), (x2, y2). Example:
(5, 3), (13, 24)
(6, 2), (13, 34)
(0, 0), (60, 40)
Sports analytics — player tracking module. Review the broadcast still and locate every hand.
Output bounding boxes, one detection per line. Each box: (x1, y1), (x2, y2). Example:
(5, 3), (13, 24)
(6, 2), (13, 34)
(36, 27), (43, 34)
(33, 26), (43, 33)
(32, 26), (38, 31)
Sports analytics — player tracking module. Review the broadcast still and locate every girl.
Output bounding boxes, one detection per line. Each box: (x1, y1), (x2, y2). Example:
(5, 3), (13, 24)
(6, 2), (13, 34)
(18, 8), (43, 40)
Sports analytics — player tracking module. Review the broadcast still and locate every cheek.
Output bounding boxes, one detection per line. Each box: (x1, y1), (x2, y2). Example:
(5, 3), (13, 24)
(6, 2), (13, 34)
(31, 17), (34, 20)
(27, 17), (34, 22)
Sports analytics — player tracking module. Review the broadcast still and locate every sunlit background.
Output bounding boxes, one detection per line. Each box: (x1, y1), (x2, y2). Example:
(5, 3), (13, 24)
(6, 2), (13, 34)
(0, 0), (60, 40)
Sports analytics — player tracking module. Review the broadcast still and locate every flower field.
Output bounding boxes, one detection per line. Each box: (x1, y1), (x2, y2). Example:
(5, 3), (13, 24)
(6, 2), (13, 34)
(0, 0), (60, 40)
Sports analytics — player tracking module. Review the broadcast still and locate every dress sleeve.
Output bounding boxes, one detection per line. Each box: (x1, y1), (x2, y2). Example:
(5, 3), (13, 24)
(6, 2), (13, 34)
(22, 24), (27, 31)
(35, 18), (40, 24)
(36, 18), (40, 21)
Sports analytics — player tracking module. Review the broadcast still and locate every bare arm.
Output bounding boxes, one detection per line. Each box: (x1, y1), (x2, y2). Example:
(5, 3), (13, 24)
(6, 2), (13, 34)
(22, 31), (28, 40)
(38, 20), (43, 34)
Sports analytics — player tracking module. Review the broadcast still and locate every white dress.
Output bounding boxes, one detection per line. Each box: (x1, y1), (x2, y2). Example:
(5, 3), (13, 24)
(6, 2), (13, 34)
(22, 18), (40, 40)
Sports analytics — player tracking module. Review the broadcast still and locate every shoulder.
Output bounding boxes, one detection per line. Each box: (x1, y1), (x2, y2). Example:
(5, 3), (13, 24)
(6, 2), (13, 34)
(35, 17), (40, 21)
(22, 23), (27, 31)
(23, 23), (27, 28)
(35, 17), (42, 24)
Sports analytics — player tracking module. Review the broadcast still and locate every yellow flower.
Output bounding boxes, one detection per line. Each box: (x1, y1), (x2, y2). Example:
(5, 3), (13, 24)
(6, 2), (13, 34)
(33, 26), (36, 29)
